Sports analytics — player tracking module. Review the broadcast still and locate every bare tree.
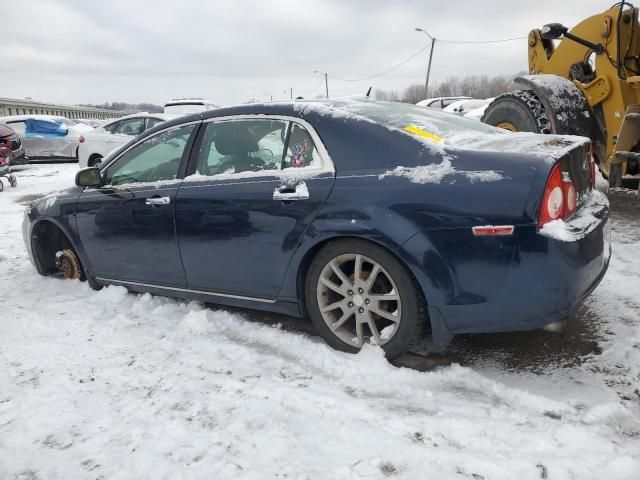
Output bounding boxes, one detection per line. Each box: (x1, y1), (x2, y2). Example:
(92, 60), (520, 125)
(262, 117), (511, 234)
(372, 72), (527, 104)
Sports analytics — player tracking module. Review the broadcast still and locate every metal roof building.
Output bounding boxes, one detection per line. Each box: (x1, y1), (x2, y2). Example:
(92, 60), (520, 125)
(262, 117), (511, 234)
(0, 97), (122, 120)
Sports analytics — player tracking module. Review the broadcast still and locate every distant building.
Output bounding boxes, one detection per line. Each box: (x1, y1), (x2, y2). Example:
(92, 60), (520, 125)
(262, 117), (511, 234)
(0, 97), (122, 120)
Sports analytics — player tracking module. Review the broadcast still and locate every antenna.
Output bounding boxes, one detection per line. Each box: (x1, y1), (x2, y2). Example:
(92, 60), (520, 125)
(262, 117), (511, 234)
(365, 86), (372, 98)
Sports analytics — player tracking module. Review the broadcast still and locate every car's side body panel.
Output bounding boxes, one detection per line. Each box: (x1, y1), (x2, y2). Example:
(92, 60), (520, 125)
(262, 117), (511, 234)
(175, 173), (335, 299)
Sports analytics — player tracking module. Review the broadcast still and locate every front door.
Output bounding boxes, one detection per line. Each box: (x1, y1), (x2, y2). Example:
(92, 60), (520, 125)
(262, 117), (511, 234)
(76, 123), (197, 286)
(175, 118), (335, 299)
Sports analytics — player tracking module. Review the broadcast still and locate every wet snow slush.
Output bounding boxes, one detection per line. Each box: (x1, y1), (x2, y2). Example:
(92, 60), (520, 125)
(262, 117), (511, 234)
(1, 164), (639, 480)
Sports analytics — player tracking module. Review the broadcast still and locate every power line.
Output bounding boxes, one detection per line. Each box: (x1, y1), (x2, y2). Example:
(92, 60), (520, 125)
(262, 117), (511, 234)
(437, 35), (527, 44)
(327, 44), (431, 82)
(414, 28), (527, 44)
(324, 32), (527, 83)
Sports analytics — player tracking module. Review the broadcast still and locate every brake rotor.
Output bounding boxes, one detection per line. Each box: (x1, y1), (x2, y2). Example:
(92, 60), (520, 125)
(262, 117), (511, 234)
(55, 249), (81, 280)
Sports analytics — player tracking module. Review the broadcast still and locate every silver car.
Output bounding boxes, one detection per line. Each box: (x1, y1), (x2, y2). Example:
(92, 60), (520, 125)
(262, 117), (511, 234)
(0, 115), (94, 162)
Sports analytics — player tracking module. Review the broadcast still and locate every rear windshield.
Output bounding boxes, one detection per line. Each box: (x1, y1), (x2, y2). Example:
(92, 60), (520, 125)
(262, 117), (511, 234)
(327, 100), (503, 140)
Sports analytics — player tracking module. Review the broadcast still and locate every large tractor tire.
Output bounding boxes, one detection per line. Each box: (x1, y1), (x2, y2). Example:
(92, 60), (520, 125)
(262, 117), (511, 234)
(481, 90), (552, 134)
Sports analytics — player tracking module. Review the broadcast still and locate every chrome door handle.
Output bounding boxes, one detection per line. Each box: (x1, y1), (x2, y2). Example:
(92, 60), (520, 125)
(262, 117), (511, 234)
(146, 196), (170, 206)
(273, 182), (309, 201)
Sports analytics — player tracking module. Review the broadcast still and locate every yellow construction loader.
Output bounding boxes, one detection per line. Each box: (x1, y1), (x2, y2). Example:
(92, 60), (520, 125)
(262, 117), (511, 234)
(482, 2), (640, 188)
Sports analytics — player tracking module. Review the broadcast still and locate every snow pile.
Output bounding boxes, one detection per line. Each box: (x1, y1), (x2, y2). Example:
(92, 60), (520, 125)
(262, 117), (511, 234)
(1, 165), (639, 480)
(540, 190), (610, 242)
(380, 158), (503, 184)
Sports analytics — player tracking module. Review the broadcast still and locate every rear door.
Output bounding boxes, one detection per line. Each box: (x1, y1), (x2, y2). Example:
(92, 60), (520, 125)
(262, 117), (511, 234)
(175, 116), (335, 299)
(76, 123), (199, 286)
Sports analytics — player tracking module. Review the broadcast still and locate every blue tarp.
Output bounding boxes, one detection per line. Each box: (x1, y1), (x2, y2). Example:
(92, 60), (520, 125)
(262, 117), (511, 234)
(25, 119), (68, 138)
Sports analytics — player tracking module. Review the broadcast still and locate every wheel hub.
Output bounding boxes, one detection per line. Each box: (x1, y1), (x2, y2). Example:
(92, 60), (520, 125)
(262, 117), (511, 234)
(55, 249), (81, 280)
(353, 294), (364, 307)
(496, 121), (519, 132)
(316, 253), (401, 348)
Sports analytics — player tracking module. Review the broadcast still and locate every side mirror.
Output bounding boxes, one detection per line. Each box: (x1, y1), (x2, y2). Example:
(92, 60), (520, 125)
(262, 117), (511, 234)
(541, 23), (567, 40)
(75, 167), (103, 187)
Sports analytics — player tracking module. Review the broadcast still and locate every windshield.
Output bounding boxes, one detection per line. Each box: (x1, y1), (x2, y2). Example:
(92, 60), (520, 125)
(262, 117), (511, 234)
(326, 100), (504, 139)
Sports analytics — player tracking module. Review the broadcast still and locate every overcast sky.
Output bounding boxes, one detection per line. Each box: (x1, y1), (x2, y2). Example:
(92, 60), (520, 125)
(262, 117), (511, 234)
(3, 0), (610, 106)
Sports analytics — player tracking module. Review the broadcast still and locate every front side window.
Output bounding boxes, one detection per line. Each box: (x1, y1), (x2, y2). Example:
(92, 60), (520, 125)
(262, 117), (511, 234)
(105, 124), (195, 186)
(113, 118), (144, 135)
(194, 119), (287, 176)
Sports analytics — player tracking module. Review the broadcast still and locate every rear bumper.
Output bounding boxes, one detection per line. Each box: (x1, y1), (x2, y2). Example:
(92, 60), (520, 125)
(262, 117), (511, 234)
(400, 191), (611, 335)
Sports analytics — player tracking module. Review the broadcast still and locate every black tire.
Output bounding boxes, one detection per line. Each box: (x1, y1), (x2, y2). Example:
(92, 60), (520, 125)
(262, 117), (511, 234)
(88, 154), (103, 167)
(482, 90), (552, 134)
(305, 239), (428, 359)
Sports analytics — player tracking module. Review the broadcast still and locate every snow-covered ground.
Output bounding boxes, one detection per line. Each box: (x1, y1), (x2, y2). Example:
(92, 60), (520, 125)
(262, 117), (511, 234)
(1, 164), (639, 480)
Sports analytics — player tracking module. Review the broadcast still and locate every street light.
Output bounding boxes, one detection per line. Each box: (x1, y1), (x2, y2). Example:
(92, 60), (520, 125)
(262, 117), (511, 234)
(313, 70), (329, 98)
(415, 27), (436, 99)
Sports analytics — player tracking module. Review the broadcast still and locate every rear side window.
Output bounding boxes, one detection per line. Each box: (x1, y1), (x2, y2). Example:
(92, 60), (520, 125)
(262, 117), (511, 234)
(103, 121), (119, 133)
(145, 118), (164, 131)
(282, 123), (321, 169)
(6, 121), (26, 134)
(113, 118), (144, 135)
(193, 120), (321, 177)
(194, 119), (287, 175)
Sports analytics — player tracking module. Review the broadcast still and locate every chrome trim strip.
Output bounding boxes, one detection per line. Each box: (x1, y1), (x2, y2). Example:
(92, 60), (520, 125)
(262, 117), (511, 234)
(95, 277), (277, 303)
(179, 175), (334, 190)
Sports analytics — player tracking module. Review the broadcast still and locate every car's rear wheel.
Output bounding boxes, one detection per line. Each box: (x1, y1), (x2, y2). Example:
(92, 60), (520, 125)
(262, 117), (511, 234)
(305, 239), (427, 358)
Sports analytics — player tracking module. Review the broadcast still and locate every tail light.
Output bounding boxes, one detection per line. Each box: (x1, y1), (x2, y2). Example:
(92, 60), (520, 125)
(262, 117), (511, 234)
(79, 135), (85, 143)
(539, 163), (577, 226)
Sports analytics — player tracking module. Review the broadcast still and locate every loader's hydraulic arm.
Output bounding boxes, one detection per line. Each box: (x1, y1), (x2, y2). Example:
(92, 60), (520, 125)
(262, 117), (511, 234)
(527, 4), (640, 182)
(541, 23), (605, 54)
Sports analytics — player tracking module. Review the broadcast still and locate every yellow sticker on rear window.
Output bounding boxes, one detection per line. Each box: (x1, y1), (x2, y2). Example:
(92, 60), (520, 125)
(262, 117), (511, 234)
(404, 125), (443, 143)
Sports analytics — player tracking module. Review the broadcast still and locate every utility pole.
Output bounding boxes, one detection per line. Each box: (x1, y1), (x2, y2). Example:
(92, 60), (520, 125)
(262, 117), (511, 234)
(313, 70), (329, 98)
(324, 72), (329, 99)
(284, 87), (293, 100)
(415, 28), (436, 98)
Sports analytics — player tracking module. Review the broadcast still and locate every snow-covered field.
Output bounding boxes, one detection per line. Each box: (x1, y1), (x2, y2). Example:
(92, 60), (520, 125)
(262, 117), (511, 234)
(1, 164), (639, 480)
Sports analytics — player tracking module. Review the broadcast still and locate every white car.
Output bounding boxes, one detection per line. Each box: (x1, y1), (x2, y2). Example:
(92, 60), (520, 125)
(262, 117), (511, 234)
(442, 99), (491, 116)
(415, 96), (471, 109)
(163, 98), (218, 115)
(463, 98), (496, 121)
(78, 113), (176, 168)
(0, 114), (93, 162)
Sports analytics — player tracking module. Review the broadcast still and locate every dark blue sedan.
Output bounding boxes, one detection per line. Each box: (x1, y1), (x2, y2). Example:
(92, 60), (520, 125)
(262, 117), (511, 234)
(23, 100), (611, 358)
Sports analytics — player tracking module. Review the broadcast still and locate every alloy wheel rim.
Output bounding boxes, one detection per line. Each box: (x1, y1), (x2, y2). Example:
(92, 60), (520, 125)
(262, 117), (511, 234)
(316, 253), (401, 348)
